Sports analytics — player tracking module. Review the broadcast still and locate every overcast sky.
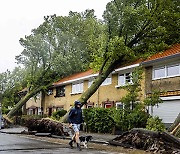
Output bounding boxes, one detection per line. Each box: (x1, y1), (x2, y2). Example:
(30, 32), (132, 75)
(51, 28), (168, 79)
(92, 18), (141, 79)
(0, 0), (111, 73)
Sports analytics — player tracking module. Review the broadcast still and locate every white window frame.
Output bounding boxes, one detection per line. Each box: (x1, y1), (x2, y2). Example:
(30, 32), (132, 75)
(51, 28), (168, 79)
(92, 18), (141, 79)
(101, 75), (112, 86)
(117, 72), (132, 87)
(88, 78), (94, 88)
(71, 81), (84, 94)
(166, 63), (180, 78)
(116, 102), (124, 110)
(153, 66), (166, 80)
(153, 62), (180, 80)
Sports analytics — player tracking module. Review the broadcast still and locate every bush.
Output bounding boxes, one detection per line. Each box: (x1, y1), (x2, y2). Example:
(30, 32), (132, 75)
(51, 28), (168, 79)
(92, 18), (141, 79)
(127, 109), (149, 130)
(111, 107), (149, 131)
(52, 109), (67, 120)
(83, 108), (115, 133)
(146, 116), (165, 132)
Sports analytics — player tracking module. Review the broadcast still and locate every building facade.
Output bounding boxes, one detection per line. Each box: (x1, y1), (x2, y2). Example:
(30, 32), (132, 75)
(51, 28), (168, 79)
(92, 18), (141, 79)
(143, 44), (180, 125)
(25, 44), (180, 124)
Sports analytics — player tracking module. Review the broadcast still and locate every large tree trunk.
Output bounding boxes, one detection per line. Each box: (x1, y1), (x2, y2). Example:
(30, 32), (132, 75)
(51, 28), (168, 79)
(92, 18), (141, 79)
(6, 86), (43, 119)
(61, 59), (122, 122)
(169, 113), (180, 137)
(169, 113), (180, 132)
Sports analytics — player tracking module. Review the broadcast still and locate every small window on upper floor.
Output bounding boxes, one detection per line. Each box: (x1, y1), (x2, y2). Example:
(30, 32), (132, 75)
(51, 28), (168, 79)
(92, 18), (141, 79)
(118, 72), (132, 86)
(47, 89), (53, 95)
(153, 63), (180, 80)
(88, 78), (94, 88)
(101, 76), (112, 86)
(153, 67), (165, 79)
(55, 86), (65, 97)
(167, 64), (180, 77)
(71, 82), (83, 94)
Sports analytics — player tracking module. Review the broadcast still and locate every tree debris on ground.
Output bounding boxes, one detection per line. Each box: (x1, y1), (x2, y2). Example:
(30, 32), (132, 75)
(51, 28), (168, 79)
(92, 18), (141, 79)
(169, 113), (180, 138)
(109, 128), (180, 154)
(25, 118), (72, 136)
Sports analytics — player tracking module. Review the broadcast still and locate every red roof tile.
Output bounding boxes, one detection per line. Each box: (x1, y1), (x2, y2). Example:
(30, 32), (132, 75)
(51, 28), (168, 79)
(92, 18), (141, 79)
(53, 69), (95, 86)
(144, 44), (180, 62)
(53, 44), (180, 86)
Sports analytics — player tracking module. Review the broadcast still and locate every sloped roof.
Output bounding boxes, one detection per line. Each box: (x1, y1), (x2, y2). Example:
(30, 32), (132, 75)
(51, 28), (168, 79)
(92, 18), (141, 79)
(53, 69), (95, 86)
(53, 44), (180, 87)
(143, 44), (180, 63)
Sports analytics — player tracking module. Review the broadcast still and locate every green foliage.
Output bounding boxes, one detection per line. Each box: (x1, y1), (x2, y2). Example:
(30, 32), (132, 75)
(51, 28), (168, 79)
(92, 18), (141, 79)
(144, 91), (163, 107)
(83, 108), (115, 133)
(120, 67), (143, 110)
(146, 116), (165, 132)
(16, 10), (104, 91)
(83, 107), (149, 133)
(52, 109), (67, 120)
(0, 67), (26, 111)
(111, 106), (149, 131)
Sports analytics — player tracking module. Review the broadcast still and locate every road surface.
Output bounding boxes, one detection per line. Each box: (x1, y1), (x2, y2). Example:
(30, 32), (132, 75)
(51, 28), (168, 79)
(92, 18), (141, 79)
(0, 133), (119, 154)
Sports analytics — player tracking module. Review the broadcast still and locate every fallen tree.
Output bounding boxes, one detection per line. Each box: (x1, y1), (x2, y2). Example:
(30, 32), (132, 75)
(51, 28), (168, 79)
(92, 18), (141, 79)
(61, 0), (180, 122)
(169, 113), (180, 138)
(109, 128), (180, 153)
(25, 118), (72, 136)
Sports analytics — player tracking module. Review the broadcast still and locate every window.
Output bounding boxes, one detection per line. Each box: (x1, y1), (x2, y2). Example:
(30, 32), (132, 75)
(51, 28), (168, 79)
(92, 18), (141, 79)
(167, 64), (179, 77)
(118, 72), (132, 86)
(71, 82), (83, 94)
(101, 76), (112, 86)
(153, 63), (180, 80)
(55, 86), (65, 97)
(47, 89), (53, 95)
(116, 102), (124, 109)
(153, 67), (165, 79)
(119, 74), (125, 86)
(88, 78), (94, 88)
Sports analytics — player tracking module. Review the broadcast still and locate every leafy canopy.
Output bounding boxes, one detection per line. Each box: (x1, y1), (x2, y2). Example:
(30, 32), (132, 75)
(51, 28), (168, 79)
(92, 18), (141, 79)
(16, 10), (104, 90)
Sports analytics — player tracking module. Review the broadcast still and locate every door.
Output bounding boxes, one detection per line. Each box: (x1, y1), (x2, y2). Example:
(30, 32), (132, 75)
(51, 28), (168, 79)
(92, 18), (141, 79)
(152, 99), (180, 124)
(105, 104), (112, 108)
(48, 108), (52, 116)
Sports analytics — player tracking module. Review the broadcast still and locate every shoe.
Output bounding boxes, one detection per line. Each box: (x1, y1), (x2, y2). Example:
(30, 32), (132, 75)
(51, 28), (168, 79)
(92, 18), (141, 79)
(69, 140), (73, 148)
(77, 143), (82, 151)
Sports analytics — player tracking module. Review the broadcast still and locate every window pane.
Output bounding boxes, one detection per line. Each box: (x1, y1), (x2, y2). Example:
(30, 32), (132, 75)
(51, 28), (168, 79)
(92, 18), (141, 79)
(154, 67), (165, 79)
(102, 76), (111, 85)
(72, 84), (76, 93)
(125, 73), (131, 83)
(80, 82), (83, 92)
(167, 64), (179, 76)
(119, 74), (125, 86)
(88, 80), (93, 87)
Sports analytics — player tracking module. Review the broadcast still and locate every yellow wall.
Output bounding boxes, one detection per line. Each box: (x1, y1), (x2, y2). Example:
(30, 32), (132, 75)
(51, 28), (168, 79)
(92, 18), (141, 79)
(26, 69), (146, 115)
(43, 73), (135, 113)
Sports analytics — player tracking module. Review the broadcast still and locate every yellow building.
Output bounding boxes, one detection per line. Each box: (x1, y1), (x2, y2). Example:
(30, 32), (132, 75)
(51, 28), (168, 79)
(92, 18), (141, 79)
(25, 44), (180, 125)
(42, 62), (141, 116)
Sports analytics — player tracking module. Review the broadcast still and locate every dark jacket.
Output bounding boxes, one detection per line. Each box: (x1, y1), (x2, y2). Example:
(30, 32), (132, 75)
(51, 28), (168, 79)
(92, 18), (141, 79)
(68, 107), (84, 124)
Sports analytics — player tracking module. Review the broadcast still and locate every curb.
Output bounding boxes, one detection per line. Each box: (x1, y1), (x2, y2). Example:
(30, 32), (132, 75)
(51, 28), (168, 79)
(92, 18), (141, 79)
(0, 130), (109, 145)
(0, 130), (22, 134)
(51, 135), (109, 144)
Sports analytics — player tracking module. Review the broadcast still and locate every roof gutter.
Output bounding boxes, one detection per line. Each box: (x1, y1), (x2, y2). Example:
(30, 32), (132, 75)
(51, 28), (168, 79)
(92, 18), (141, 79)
(141, 53), (180, 66)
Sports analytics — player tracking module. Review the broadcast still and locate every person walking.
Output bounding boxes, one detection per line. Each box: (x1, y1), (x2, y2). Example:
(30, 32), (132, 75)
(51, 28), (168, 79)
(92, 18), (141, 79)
(68, 100), (84, 151)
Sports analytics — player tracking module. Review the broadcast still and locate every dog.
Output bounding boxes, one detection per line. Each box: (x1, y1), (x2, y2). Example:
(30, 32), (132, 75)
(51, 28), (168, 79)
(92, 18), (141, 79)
(79, 135), (93, 148)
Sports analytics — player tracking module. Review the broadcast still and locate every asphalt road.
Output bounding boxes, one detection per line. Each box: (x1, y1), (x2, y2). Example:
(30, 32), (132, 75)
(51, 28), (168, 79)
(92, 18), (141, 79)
(0, 133), (119, 154)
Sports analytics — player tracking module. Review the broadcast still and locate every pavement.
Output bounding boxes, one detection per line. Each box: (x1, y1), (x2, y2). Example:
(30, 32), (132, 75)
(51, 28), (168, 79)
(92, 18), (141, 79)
(0, 133), (120, 154)
(0, 126), (118, 144)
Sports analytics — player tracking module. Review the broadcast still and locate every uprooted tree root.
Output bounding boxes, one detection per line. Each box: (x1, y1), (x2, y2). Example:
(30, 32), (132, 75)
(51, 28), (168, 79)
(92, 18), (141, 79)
(109, 128), (180, 154)
(25, 118), (72, 136)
